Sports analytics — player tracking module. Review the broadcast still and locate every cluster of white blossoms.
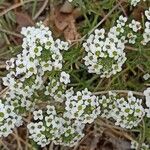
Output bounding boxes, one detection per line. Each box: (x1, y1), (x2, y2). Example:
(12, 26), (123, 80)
(2, 22), (69, 113)
(28, 88), (99, 147)
(131, 140), (150, 150)
(83, 15), (127, 78)
(0, 100), (22, 137)
(126, 8), (150, 45)
(144, 87), (150, 118)
(1, 5), (150, 148)
(28, 107), (85, 147)
(44, 72), (70, 102)
(127, 19), (141, 44)
(64, 88), (101, 123)
(142, 8), (150, 45)
(130, 0), (146, 6)
(99, 91), (145, 129)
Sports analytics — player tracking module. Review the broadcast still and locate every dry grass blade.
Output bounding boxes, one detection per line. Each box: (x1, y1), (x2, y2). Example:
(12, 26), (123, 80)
(14, 129), (23, 150)
(0, 0), (43, 17)
(33, 0), (49, 20)
(0, 28), (22, 38)
(0, 139), (10, 150)
(93, 90), (144, 97)
(0, 87), (9, 98)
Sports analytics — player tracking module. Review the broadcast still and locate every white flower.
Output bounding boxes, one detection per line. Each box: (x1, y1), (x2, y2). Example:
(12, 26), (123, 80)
(60, 71), (70, 85)
(99, 91), (144, 129)
(33, 110), (43, 120)
(127, 32), (137, 44)
(130, 0), (140, 6)
(130, 140), (139, 149)
(46, 105), (56, 115)
(95, 29), (105, 39)
(143, 73), (150, 80)
(144, 87), (150, 107)
(145, 108), (150, 118)
(41, 61), (52, 72)
(6, 58), (15, 70)
(145, 8), (150, 20)
(0, 101), (22, 138)
(117, 15), (127, 26)
(129, 20), (141, 32)
(83, 25), (126, 78)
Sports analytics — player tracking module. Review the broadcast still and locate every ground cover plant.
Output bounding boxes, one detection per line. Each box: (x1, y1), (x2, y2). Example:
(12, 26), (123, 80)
(0, 0), (150, 149)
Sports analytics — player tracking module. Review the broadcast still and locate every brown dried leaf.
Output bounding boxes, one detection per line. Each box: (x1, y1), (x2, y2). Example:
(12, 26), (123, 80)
(46, 3), (81, 41)
(15, 12), (35, 32)
(60, 1), (73, 13)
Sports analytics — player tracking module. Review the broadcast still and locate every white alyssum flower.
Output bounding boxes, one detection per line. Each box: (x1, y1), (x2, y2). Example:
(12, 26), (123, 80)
(145, 7), (150, 20)
(28, 104), (85, 147)
(144, 87), (150, 107)
(99, 91), (145, 129)
(143, 73), (150, 80)
(130, 0), (140, 6)
(3, 22), (69, 113)
(33, 110), (43, 120)
(143, 87), (150, 118)
(64, 88), (101, 123)
(117, 15), (127, 26)
(142, 8), (150, 45)
(130, 140), (150, 150)
(60, 71), (70, 85)
(44, 75), (67, 102)
(129, 20), (141, 32)
(0, 100), (22, 138)
(127, 32), (137, 44)
(83, 15), (127, 78)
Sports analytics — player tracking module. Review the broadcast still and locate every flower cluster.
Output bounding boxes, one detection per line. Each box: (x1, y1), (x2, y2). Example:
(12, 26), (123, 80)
(144, 87), (150, 117)
(99, 91), (145, 129)
(127, 19), (141, 44)
(0, 100), (22, 137)
(3, 22), (69, 113)
(83, 15), (127, 78)
(44, 72), (70, 102)
(131, 140), (150, 150)
(64, 88), (101, 124)
(28, 106), (85, 147)
(142, 8), (150, 45)
(130, 0), (146, 6)
(125, 8), (150, 46)
(28, 88), (100, 147)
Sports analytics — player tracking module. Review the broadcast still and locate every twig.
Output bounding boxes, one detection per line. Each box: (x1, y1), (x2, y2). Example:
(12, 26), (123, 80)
(0, 87), (9, 98)
(49, 142), (54, 150)
(73, 131), (93, 150)
(138, 119), (146, 150)
(0, 28), (22, 38)
(14, 129), (23, 150)
(96, 118), (134, 141)
(0, 0), (37, 17)
(93, 90), (144, 97)
(125, 46), (138, 51)
(0, 140), (10, 150)
(33, 0), (49, 20)
(0, 64), (6, 69)
(12, 132), (32, 149)
(117, 0), (127, 17)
